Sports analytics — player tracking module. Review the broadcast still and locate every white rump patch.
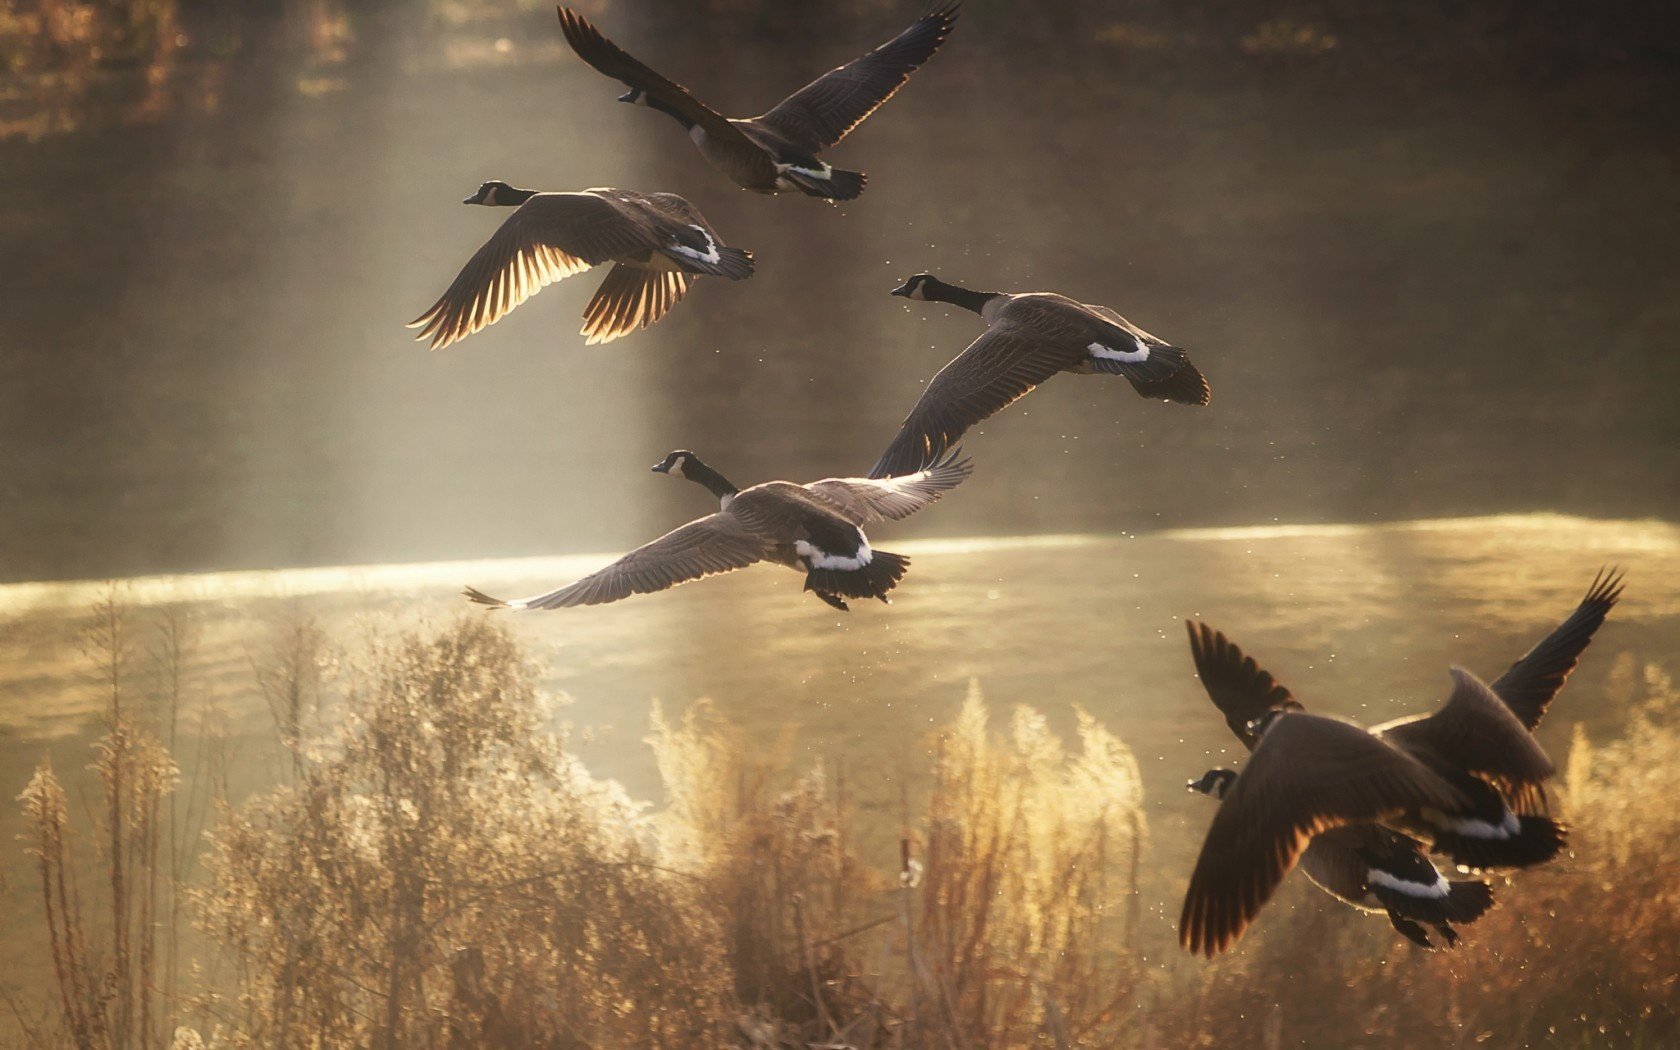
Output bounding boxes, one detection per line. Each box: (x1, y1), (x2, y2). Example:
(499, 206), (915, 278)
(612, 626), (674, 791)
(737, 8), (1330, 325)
(668, 225), (721, 265)
(1441, 810), (1521, 840)
(778, 161), (834, 179)
(795, 539), (872, 571)
(1088, 335), (1150, 363)
(1368, 867), (1450, 900)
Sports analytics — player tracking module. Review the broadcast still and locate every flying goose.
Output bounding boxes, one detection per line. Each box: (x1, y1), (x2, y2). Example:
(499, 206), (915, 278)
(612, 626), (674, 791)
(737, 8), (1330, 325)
(1370, 669), (1564, 872)
(870, 274), (1210, 478)
(1177, 707), (1472, 957)
(409, 183), (753, 350)
(556, 4), (959, 200)
(1184, 622), (1494, 953)
(463, 448), (972, 611)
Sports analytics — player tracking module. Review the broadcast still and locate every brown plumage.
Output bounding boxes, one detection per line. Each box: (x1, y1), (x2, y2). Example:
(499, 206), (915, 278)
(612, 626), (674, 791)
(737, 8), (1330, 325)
(556, 4), (959, 199)
(1490, 567), (1624, 731)
(872, 274), (1209, 478)
(1185, 621), (1495, 953)
(1178, 712), (1469, 957)
(463, 448), (972, 611)
(409, 184), (752, 349)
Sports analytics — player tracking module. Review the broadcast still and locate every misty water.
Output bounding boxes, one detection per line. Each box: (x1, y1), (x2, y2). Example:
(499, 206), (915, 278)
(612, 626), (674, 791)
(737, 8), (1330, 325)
(4, 515), (1677, 973)
(4, 0), (1680, 1040)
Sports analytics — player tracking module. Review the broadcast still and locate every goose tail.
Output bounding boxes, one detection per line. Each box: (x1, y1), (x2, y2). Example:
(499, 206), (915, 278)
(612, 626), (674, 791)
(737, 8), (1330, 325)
(1130, 358), (1211, 406)
(804, 549), (909, 604)
(787, 167), (866, 201)
(1442, 878), (1495, 924)
(1433, 814), (1568, 871)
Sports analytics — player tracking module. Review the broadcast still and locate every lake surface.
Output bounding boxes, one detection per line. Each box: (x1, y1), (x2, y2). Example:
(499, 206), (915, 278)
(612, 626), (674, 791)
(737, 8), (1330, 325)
(4, 513), (1675, 975)
(3, 2), (1679, 582)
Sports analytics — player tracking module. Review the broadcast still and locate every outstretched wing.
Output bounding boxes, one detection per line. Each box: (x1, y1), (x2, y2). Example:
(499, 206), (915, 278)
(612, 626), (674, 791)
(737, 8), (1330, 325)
(1185, 621), (1304, 750)
(1491, 568), (1624, 730)
(755, 3), (960, 151)
(1376, 668), (1556, 790)
(1179, 714), (1468, 956)
(869, 325), (1077, 479)
(557, 8), (777, 184)
(805, 447), (973, 523)
(463, 514), (763, 609)
(409, 193), (659, 350)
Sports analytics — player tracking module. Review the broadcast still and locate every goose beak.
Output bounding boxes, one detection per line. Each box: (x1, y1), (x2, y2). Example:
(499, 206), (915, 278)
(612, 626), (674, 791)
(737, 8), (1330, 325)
(617, 90), (638, 104)
(889, 279), (915, 298)
(650, 462), (669, 474)
(462, 195), (478, 205)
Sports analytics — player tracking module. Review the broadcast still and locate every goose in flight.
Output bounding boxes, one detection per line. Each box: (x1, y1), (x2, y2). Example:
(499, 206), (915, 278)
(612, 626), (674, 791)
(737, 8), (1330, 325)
(556, 4), (960, 200)
(1178, 571), (1620, 955)
(410, 183), (752, 349)
(1184, 622), (1494, 953)
(464, 449), (973, 611)
(871, 273), (1209, 478)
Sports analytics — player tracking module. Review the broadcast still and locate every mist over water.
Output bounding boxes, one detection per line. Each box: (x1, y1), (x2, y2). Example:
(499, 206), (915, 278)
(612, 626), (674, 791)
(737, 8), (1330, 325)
(4, 1), (1678, 583)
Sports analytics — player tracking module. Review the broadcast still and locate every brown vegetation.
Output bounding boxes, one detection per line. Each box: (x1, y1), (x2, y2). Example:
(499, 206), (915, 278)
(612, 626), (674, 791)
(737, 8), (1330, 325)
(10, 608), (1680, 1047)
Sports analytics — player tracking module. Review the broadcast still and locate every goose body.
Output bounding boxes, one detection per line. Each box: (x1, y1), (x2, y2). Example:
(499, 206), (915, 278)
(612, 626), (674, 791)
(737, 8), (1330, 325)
(871, 274), (1209, 478)
(463, 449), (972, 611)
(557, 5), (959, 200)
(1178, 572), (1621, 955)
(1184, 623), (1494, 953)
(1177, 710), (1471, 958)
(409, 184), (753, 349)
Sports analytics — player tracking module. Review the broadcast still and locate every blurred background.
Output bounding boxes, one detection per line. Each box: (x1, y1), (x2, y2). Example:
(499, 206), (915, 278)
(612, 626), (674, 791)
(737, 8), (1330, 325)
(3, 1), (1680, 1047)
(3, 0), (1677, 582)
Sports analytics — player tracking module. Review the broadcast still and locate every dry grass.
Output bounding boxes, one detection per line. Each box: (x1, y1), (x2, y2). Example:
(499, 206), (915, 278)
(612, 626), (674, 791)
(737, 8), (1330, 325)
(10, 607), (1680, 1048)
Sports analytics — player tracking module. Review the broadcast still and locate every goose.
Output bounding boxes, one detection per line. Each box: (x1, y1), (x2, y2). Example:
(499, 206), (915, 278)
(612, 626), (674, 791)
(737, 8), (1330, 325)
(1184, 622), (1494, 953)
(1177, 705), (1473, 957)
(556, 4), (959, 200)
(463, 448), (972, 611)
(1341, 570), (1628, 870)
(870, 274), (1209, 478)
(409, 183), (753, 350)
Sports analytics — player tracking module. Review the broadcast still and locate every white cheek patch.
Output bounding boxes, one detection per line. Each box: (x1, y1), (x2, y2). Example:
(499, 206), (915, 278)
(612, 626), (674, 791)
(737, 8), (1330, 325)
(1368, 867), (1450, 899)
(668, 225), (721, 265)
(1088, 335), (1150, 363)
(795, 539), (872, 571)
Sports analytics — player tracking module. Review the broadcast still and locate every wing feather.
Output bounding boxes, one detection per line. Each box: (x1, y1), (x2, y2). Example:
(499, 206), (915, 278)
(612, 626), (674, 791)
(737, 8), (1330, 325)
(1185, 622), (1304, 750)
(869, 325), (1077, 479)
(556, 8), (777, 183)
(409, 193), (659, 350)
(1491, 568), (1623, 730)
(755, 3), (960, 150)
(464, 513), (763, 610)
(805, 447), (974, 523)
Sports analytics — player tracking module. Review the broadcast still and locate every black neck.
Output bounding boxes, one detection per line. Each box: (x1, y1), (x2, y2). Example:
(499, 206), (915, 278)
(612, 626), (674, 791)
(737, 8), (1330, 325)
(922, 278), (997, 315)
(493, 186), (539, 206)
(645, 95), (695, 131)
(683, 460), (738, 499)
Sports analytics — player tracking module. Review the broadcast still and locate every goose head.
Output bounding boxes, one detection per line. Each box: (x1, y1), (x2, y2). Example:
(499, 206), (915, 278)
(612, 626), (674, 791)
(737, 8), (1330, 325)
(1188, 768), (1238, 800)
(652, 450), (700, 478)
(463, 180), (534, 207)
(652, 450), (738, 502)
(890, 273), (937, 301)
